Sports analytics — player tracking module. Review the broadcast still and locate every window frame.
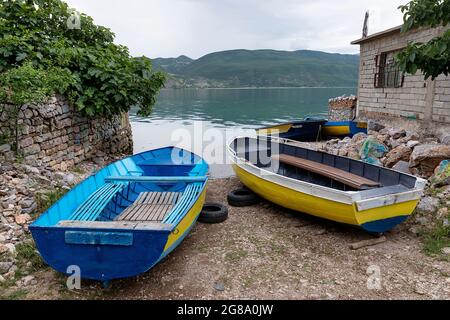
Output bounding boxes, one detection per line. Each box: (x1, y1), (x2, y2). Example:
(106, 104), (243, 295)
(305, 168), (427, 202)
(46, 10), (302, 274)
(374, 50), (405, 89)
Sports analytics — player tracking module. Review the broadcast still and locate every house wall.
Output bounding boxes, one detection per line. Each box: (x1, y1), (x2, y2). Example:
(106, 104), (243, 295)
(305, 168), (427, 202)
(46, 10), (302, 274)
(357, 26), (450, 124)
(0, 95), (133, 170)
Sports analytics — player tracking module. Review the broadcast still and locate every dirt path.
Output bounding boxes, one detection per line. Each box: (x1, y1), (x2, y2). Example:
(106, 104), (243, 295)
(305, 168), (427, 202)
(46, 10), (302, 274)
(11, 178), (450, 300)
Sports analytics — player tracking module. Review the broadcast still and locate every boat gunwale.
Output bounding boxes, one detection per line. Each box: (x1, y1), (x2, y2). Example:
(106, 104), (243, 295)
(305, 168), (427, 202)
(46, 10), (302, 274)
(256, 119), (328, 131)
(227, 136), (426, 207)
(30, 145), (209, 230)
(29, 179), (209, 233)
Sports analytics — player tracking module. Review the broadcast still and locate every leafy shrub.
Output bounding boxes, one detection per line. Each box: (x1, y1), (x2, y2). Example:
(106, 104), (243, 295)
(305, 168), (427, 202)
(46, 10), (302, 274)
(0, 0), (165, 117)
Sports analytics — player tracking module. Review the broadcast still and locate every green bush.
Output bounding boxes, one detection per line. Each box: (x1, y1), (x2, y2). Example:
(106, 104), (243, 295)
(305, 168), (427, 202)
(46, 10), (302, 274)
(0, 0), (165, 117)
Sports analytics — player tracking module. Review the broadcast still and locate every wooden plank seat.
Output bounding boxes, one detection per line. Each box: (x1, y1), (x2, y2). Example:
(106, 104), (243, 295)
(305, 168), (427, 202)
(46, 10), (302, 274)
(116, 192), (182, 222)
(68, 183), (128, 222)
(275, 154), (381, 190)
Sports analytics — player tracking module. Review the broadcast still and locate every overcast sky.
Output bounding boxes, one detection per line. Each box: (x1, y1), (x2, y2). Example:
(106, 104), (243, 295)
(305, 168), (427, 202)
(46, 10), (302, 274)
(64, 0), (408, 59)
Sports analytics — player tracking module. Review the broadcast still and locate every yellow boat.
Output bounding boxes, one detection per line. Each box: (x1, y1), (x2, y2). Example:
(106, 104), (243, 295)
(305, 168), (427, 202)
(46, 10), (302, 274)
(227, 136), (426, 233)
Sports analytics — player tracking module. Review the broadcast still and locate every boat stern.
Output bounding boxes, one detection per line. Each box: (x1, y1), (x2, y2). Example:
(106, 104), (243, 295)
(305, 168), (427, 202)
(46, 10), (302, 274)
(30, 223), (172, 282)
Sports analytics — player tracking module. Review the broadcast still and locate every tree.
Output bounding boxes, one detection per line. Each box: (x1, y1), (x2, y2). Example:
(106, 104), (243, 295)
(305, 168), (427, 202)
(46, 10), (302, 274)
(0, 0), (165, 117)
(396, 0), (450, 80)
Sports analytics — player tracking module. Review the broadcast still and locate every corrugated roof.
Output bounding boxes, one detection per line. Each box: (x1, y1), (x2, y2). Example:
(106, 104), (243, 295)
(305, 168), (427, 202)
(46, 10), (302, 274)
(351, 25), (403, 45)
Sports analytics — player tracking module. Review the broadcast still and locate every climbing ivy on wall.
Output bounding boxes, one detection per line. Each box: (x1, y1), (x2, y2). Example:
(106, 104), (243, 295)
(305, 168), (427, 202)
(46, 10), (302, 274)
(0, 0), (165, 118)
(0, 62), (72, 151)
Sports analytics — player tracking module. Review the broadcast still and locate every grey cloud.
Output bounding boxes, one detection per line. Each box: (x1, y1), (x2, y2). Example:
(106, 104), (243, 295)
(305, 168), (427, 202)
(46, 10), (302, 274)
(65, 0), (408, 59)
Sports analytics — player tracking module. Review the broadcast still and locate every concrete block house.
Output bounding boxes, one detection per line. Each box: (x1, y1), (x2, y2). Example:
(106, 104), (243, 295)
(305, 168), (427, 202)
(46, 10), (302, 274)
(351, 25), (450, 125)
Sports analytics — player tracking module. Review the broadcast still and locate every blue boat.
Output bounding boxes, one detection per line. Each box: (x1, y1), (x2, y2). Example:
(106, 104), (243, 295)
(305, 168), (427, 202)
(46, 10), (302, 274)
(256, 119), (367, 141)
(29, 147), (209, 285)
(322, 121), (368, 138)
(256, 119), (327, 141)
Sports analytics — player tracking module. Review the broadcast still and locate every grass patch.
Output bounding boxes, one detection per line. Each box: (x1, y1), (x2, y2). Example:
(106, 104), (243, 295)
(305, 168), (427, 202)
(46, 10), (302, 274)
(0, 133), (9, 145)
(35, 187), (68, 214)
(71, 166), (85, 174)
(225, 249), (248, 262)
(0, 240), (47, 294)
(0, 289), (28, 300)
(422, 222), (450, 259)
(425, 187), (444, 197)
(14, 152), (24, 164)
(15, 241), (46, 273)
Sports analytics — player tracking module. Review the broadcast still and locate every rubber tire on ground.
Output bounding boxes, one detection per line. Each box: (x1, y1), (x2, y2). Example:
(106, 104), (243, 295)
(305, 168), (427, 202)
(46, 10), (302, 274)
(227, 188), (259, 207)
(198, 203), (229, 224)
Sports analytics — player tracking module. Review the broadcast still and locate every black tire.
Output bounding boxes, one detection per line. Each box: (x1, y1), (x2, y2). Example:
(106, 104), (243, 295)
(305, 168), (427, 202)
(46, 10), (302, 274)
(198, 203), (229, 224)
(227, 188), (259, 207)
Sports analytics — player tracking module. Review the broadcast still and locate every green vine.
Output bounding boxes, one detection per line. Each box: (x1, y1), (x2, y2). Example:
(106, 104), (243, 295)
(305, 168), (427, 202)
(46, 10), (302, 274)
(397, 0), (450, 80)
(0, 0), (165, 118)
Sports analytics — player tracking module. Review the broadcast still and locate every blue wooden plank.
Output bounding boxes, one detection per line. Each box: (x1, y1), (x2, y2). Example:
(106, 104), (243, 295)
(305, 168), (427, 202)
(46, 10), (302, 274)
(65, 231), (133, 246)
(105, 176), (208, 183)
(69, 183), (127, 221)
(69, 184), (116, 220)
(164, 183), (201, 225)
(78, 184), (126, 221)
(172, 184), (201, 224)
(164, 184), (195, 224)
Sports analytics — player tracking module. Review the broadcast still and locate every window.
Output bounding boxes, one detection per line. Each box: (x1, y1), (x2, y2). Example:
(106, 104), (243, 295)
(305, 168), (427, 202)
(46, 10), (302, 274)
(374, 51), (404, 88)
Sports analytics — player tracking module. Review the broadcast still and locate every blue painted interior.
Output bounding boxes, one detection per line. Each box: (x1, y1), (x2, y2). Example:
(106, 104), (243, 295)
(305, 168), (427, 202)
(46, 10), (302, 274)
(31, 146), (208, 228)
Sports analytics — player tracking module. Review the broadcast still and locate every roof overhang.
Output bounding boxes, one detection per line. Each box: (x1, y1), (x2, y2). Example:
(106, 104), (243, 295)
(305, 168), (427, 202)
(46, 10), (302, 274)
(351, 25), (403, 45)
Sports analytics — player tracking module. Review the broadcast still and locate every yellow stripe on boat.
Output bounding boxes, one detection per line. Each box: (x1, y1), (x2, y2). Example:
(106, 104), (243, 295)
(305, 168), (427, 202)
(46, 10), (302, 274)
(322, 125), (351, 137)
(163, 186), (207, 252)
(354, 200), (419, 225)
(232, 164), (418, 227)
(233, 164), (359, 225)
(356, 122), (368, 129)
(257, 123), (293, 135)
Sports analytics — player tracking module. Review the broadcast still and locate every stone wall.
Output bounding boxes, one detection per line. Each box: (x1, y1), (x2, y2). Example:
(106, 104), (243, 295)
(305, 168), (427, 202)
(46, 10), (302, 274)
(0, 95), (133, 170)
(356, 26), (450, 124)
(328, 96), (357, 121)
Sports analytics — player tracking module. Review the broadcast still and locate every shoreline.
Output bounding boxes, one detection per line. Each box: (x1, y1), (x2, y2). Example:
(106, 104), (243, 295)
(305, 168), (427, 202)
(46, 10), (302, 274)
(160, 86), (358, 90)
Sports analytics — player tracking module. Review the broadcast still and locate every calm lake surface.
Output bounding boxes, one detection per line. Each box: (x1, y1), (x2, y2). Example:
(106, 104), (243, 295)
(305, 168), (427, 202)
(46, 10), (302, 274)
(130, 88), (356, 178)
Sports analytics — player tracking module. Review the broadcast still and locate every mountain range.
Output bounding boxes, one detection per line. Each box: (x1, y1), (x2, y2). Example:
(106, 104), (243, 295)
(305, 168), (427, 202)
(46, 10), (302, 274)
(152, 49), (360, 88)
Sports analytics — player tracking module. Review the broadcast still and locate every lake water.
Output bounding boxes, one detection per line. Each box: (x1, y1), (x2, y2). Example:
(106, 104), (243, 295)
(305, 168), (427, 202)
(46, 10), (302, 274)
(130, 88), (356, 178)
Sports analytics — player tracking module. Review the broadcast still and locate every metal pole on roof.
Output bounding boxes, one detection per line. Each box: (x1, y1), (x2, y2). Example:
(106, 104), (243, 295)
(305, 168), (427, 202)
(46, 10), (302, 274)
(363, 11), (369, 38)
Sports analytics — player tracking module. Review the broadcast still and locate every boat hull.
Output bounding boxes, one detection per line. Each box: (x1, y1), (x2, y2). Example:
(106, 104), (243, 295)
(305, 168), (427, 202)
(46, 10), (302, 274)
(256, 120), (327, 142)
(30, 186), (207, 281)
(322, 121), (368, 138)
(257, 120), (367, 141)
(232, 163), (418, 233)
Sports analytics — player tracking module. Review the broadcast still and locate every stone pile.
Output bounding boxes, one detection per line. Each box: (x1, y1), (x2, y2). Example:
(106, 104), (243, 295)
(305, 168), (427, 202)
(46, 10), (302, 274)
(0, 155), (122, 285)
(328, 95), (357, 121)
(317, 123), (450, 178)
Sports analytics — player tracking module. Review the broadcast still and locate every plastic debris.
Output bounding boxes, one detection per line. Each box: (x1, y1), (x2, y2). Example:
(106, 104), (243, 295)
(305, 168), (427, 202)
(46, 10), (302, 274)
(359, 137), (388, 166)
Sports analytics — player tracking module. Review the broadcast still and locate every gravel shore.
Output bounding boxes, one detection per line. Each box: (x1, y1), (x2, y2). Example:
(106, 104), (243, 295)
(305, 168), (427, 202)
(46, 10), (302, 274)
(2, 177), (449, 300)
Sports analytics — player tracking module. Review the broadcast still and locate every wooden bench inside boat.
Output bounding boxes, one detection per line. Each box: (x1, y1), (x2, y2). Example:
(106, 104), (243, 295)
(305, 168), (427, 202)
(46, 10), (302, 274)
(116, 192), (182, 222)
(68, 182), (128, 222)
(58, 220), (172, 231)
(274, 154), (381, 190)
(115, 182), (203, 223)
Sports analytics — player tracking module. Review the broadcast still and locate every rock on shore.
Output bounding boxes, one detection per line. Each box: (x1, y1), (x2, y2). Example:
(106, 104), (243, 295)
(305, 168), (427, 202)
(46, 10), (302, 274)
(0, 153), (125, 285)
